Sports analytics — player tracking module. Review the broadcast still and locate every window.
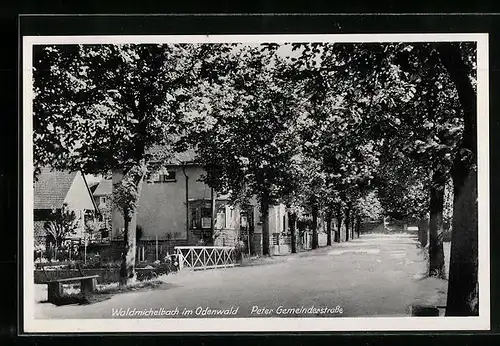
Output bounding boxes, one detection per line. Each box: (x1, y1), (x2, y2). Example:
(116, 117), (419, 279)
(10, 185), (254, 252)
(159, 171), (176, 182)
(100, 196), (107, 204)
(216, 211), (226, 229)
(190, 205), (213, 230)
(201, 207), (212, 229)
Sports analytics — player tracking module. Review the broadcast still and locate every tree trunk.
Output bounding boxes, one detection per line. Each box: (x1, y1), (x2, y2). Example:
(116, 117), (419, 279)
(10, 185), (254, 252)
(248, 206), (255, 255)
(437, 42), (478, 317)
(326, 210), (333, 246)
(345, 209), (351, 242)
(429, 169), (446, 278)
(289, 211), (297, 254)
(119, 214), (131, 286)
(356, 215), (361, 238)
(446, 168), (478, 316)
(113, 167), (144, 286)
(333, 218), (340, 243)
(311, 203), (319, 249)
(351, 213), (356, 239)
(335, 206), (342, 242)
(261, 190), (271, 256)
(210, 187), (215, 240)
(124, 208), (138, 285)
(418, 215), (429, 248)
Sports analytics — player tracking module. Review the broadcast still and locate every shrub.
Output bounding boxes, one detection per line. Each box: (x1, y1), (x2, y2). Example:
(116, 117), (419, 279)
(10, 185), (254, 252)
(136, 263), (171, 281)
(235, 240), (246, 261)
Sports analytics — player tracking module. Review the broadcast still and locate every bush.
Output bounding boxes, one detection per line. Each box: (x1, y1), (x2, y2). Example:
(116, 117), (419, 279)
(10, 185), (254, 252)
(136, 263), (171, 281)
(235, 240), (246, 261)
(76, 260), (121, 270)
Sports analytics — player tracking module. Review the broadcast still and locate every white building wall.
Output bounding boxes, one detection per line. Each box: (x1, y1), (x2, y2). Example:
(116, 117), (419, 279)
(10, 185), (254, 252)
(64, 171), (95, 239)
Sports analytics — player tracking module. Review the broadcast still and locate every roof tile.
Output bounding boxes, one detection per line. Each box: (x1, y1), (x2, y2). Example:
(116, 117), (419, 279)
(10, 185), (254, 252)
(93, 179), (112, 196)
(34, 167), (77, 210)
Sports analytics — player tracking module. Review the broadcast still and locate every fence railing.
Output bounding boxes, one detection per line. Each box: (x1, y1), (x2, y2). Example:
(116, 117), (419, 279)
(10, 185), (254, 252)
(174, 246), (237, 271)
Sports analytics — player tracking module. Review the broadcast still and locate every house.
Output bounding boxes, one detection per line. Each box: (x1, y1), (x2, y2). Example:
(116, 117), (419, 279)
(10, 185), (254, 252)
(93, 151), (291, 258)
(252, 201), (291, 255)
(91, 178), (113, 233)
(33, 167), (98, 250)
(93, 151), (245, 256)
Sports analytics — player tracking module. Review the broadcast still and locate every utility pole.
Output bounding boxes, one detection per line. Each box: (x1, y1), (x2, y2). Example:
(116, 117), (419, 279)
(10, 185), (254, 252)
(210, 187), (216, 244)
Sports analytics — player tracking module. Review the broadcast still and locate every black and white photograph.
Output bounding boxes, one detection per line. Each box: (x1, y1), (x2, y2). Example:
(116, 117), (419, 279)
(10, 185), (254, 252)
(22, 33), (489, 332)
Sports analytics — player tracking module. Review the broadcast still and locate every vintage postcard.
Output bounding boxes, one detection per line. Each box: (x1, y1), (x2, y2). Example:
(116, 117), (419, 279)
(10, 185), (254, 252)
(22, 33), (490, 332)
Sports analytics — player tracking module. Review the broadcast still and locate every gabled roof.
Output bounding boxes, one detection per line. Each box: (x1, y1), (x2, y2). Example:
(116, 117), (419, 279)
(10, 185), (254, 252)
(34, 167), (78, 209)
(88, 182), (99, 194)
(81, 174), (100, 214)
(93, 179), (112, 196)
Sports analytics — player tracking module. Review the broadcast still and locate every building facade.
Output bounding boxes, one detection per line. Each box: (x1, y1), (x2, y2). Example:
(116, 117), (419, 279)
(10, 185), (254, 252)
(94, 166), (292, 259)
(33, 167), (98, 259)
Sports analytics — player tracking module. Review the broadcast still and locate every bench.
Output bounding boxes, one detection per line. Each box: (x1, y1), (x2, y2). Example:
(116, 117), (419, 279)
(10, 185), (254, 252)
(47, 275), (99, 304)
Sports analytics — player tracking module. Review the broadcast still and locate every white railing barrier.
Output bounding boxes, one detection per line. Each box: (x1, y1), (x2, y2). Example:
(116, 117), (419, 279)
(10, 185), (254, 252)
(174, 246), (237, 271)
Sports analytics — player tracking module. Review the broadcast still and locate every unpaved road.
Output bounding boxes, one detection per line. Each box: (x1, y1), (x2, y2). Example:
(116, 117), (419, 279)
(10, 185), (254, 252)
(35, 233), (447, 319)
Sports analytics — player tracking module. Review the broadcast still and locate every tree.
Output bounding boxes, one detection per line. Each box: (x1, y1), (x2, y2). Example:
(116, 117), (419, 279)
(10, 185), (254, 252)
(187, 44), (307, 256)
(290, 41), (477, 296)
(33, 43), (231, 284)
(393, 44), (465, 279)
(374, 151), (430, 247)
(85, 217), (101, 242)
(287, 43), (386, 247)
(387, 42), (476, 283)
(44, 203), (80, 261)
(436, 42), (478, 316)
(356, 190), (383, 221)
(301, 41), (465, 279)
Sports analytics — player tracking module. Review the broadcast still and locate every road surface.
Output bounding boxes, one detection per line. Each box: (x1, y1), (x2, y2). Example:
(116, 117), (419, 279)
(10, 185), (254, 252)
(35, 232), (448, 319)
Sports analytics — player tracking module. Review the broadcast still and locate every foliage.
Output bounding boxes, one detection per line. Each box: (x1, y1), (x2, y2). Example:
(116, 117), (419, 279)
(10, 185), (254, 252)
(286, 42), (473, 224)
(443, 177), (454, 226)
(33, 43), (237, 279)
(44, 203), (80, 245)
(356, 191), (383, 221)
(185, 45), (305, 208)
(374, 153), (430, 220)
(34, 44), (214, 174)
(85, 218), (101, 240)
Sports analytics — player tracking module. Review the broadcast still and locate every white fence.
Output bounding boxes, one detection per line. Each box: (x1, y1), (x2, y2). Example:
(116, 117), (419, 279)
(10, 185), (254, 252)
(174, 246), (237, 271)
